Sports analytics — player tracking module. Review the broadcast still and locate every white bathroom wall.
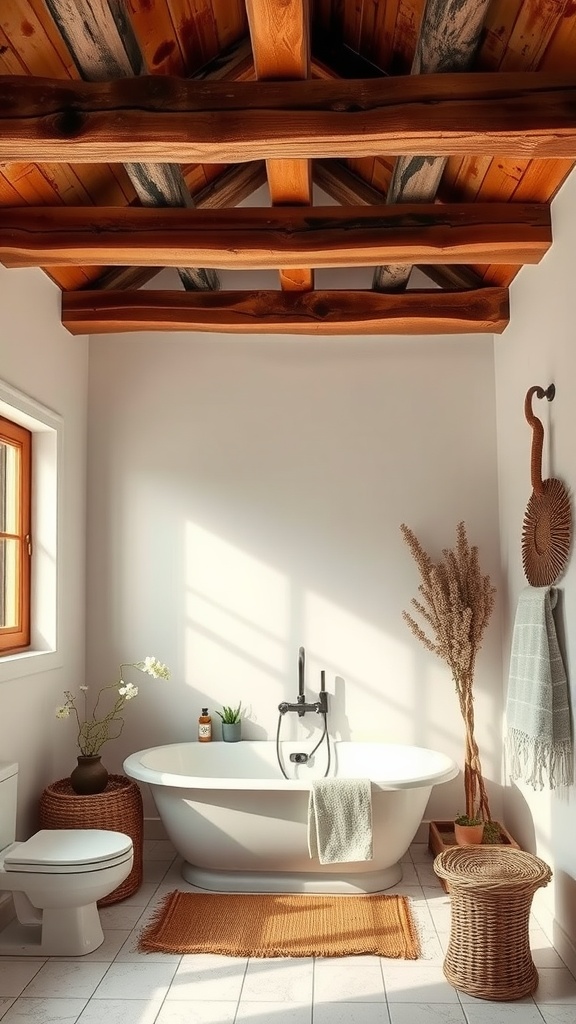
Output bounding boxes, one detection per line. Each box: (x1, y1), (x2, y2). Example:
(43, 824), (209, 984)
(0, 264), (89, 837)
(494, 168), (576, 958)
(87, 327), (503, 823)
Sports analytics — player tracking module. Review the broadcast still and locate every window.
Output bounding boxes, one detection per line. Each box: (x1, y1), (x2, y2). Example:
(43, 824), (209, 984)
(0, 416), (32, 653)
(0, 380), (61, 679)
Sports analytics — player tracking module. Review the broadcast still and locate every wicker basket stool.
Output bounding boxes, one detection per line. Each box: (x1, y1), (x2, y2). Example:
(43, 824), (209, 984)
(434, 846), (552, 1001)
(39, 774), (143, 906)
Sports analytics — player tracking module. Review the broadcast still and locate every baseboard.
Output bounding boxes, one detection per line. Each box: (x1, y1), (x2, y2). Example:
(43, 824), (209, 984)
(414, 820), (430, 844)
(552, 920), (576, 976)
(532, 899), (576, 976)
(144, 816), (169, 841)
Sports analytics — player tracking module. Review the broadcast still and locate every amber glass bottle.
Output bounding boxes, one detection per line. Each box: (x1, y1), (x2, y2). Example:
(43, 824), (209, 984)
(198, 708), (212, 742)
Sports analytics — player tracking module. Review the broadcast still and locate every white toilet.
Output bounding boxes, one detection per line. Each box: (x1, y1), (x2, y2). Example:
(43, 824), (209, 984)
(0, 761), (134, 956)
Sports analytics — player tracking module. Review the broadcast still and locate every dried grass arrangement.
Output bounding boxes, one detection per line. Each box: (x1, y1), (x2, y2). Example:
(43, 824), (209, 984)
(401, 522), (496, 822)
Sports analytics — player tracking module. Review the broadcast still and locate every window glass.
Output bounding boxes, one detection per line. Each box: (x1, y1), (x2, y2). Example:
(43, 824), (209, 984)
(0, 416), (31, 653)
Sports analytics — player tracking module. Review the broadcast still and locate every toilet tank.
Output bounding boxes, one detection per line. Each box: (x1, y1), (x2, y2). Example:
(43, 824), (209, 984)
(0, 763), (18, 852)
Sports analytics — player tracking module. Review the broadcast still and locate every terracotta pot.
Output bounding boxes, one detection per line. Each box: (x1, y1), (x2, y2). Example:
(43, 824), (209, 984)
(70, 755), (109, 795)
(454, 821), (484, 846)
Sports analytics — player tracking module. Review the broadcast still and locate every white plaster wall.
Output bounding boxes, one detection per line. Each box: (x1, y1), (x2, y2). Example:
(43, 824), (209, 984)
(0, 265), (89, 837)
(87, 329), (503, 823)
(494, 168), (576, 955)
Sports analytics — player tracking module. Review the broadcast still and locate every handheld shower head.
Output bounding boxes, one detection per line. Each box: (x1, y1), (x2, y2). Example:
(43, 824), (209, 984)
(298, 646), (305, 698)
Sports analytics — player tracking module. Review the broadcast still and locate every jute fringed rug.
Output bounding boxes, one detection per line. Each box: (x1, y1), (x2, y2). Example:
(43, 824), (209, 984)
(138, 891), (420, 959)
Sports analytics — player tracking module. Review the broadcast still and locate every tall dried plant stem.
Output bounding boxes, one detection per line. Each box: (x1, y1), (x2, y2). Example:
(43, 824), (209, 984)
(401, 522), (496, 821)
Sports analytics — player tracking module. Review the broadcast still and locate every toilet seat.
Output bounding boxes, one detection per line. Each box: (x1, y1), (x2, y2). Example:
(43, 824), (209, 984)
(4, 829), (133, 874)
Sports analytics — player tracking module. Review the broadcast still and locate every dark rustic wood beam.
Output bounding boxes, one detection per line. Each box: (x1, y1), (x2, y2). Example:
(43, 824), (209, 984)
(3, 73), (576, 163)
(86, 161), (267, 291)
(1, 204), (551, 269)
(62, 288), (509, 336)
(44, 0), (217, 291)
(374, 0), (492, 292)
(313, 160), (484, 290)
(246, 0), (313, 292)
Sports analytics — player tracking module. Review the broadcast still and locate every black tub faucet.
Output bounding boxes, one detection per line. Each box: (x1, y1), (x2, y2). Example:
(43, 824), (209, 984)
(278, 646), (329, 717)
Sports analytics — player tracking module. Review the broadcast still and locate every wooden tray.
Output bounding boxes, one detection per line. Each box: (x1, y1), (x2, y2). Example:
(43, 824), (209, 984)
(429, 820), (520, 892)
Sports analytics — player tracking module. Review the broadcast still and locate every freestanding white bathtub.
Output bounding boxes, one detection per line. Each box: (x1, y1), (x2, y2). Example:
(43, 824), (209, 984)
(124, 740), (458, 893)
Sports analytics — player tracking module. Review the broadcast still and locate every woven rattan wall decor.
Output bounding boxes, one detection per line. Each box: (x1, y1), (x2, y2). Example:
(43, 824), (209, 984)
(521, 385), (572, 587)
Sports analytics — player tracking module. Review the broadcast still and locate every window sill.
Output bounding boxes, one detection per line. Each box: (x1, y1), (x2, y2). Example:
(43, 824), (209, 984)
(0, 649), (62, 682)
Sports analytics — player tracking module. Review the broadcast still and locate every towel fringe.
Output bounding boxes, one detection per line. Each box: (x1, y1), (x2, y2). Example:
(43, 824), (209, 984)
(507, 728), (574, 790)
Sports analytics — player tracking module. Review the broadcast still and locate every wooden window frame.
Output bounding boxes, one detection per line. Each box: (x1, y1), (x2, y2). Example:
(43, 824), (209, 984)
(0, 415), (31, 654)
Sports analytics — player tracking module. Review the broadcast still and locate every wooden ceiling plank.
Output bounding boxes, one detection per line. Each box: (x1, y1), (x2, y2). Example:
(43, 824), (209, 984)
(8, 72), (576, 162)
(0, 0), (72, 77)
(370, 157), (393, 196)
(373, 0), (492, 292)
(43, 0), (217, 292)
(246, 0), (313, 292)
(474, 0), (524, 70)
(509, 157), (574, 204)
(86, 161), (268, 292)
(359, 0), (399, 71)
(473, 157), (530, 201)
(0, 26), (28, 75)
(0, 170), (27, 206)
(45, 266), (96, 291)
(169, 0), (220, 72)
(389, 0), (427, 74)
(499, 0), (567, 71)
(61, 286), (510, 336)
(210, 0), (249, 52)
(0, 202), (550, 269)
(313, 160), (484, 291)
(124, 0), (186, 76)
(441, 155), (490, 202)
(539, 10), (576, 73)
(474, 153), (575, 290)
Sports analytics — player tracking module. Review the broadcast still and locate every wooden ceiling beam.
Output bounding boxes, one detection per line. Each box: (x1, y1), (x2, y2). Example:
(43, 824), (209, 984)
(43, 0), (217, 291)
(62, 288), (509, 336)
(313, 160), (484, 290)
(4, 73), (576, 163)
(246, 0), (313, 292)
(373, 0), (492, 292)
(0, 203), (550, 269)
(87, 161), (267, 291)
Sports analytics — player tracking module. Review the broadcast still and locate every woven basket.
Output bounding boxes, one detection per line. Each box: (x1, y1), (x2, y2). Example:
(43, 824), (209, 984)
(434, 846), (552, 1001)
(39, 774), (143, 905)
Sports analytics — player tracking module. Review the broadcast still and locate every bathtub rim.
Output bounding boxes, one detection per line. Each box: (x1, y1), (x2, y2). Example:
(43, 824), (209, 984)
(123, 740), (459, 792)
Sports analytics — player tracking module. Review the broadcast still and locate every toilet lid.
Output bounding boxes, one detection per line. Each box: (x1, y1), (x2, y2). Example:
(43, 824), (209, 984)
(4, 829), (133, 872)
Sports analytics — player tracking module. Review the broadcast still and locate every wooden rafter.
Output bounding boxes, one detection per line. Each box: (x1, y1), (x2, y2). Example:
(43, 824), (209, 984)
(62, 288), (509, 336)
(43, 0), (217, 291)
(246, 0), (313, 292)
(373, 0), (492, 292)
(0, 204), (550, 269)
(3, 74), (576, 163)
(87, 162), (267, 292)
(314, 160), (484, 290)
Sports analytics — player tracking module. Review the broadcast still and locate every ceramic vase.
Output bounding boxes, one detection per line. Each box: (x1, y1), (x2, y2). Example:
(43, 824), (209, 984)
(70, 755), (109, 795)
(222, 722), (241, 742)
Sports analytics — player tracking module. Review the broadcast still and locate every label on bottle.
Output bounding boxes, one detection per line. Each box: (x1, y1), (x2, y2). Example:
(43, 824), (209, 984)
(198, 723), (212, 739)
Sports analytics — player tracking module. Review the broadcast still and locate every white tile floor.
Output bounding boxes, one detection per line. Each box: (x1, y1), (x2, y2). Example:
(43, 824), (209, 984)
(0, 841), (575, 1024)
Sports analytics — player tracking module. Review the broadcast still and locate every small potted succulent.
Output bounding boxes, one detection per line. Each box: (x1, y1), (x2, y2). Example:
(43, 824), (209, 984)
(454, 813), (484, 846)
(217, 702), (242, 742)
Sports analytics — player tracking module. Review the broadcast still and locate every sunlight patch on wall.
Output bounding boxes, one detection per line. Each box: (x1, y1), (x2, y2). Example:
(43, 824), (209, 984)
(305, 588), (412, 692)
(184, 521), (288, 639)
(184, 521), (289, 718)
